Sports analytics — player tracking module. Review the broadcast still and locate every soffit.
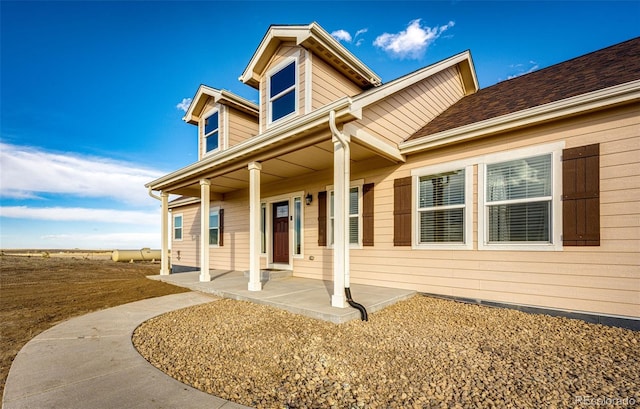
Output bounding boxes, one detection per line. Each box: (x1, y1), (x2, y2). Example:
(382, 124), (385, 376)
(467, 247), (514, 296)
(164, 137), (393, 198)
(240, 23), (381, 89)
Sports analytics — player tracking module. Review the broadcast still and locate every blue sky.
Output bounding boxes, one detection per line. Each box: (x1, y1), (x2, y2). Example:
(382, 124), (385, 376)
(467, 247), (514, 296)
(1, 1), (638, 249)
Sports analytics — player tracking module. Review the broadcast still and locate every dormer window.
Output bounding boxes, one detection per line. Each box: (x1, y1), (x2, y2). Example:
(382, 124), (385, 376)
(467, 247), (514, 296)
(268, 59), (297, 124)
(204, 110), (220, 152)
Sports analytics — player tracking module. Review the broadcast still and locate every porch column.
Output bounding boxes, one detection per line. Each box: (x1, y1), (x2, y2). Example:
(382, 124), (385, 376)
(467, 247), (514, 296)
(200, 179), (211, 282)
(160, 191), (170, 275)
(331, 138), (350, 308)
(248, 161), (262, 291)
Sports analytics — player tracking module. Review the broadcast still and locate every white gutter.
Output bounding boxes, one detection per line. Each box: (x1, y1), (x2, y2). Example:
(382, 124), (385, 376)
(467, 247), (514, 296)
(400, 79), (640, 154)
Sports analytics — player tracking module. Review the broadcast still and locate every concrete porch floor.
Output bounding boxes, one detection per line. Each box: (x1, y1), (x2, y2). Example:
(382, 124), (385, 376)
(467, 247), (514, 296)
(148, 270), (416, 324)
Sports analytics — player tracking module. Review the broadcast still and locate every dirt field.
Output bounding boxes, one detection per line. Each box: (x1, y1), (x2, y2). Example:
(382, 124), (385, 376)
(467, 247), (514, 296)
(0, 252), (188, 397)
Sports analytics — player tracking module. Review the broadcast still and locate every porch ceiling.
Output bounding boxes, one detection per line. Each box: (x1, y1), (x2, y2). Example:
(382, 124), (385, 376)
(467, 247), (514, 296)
(168, 139), (391, 198)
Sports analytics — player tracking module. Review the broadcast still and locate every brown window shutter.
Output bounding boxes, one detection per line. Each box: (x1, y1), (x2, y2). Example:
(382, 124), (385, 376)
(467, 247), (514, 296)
(317, 191), (327, 246)
(219, 209), (224, 246)
(394, 177), (412, 246)
(562, 144), (600, 246)
(362, 183), (375, 246)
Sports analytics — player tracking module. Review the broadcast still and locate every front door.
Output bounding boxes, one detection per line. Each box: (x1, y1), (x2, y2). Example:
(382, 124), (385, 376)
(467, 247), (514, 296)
(272, 201), (289, 263)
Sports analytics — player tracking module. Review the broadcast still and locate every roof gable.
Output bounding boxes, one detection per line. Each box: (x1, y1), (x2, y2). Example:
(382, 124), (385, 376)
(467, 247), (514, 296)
(239, 22), (381, 90)
(407, 36), (640, 142)
(183, 85), (258, 125)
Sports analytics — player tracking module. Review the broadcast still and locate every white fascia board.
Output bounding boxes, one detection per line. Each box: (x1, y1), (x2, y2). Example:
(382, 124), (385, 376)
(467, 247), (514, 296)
(183, 85), (258, 124)
(306, 22), (381, 86)
(239, 26), (305, 85)
(240, 23), (381, 88)
(400, 80), (640, 154)
(350, 51), (476, 113)
(147, 97), (352, 190)
(182, 85), (219, 124)
(343, 123), (405, 163)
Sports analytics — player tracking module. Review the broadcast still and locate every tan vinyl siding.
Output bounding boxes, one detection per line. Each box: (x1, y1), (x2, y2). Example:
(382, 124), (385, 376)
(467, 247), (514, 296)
(311, 55), (363, 109)
(173, 104), (638, 318)
(337, 104), (639, 318)
(170, 204), (201, 268)
(227, 107), (259, 147)
(354, 66), (466, 146)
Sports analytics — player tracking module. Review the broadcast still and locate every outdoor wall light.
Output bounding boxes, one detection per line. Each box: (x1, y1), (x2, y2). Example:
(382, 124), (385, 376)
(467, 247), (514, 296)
(305, 193), (313, 205)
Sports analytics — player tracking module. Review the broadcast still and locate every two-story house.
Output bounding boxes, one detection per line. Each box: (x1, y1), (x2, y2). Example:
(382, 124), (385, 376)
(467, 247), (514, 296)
(146, 22), (640, 327)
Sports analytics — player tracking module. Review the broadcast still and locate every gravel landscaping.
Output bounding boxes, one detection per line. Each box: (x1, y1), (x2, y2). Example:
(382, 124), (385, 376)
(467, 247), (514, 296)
(133, 295), (639, 409)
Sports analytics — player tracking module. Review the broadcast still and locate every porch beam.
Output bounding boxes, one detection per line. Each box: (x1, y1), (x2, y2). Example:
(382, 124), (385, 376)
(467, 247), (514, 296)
(248, 161), (263, 291)
(199, 179), (211, 282)
(160, 192), (170, 275)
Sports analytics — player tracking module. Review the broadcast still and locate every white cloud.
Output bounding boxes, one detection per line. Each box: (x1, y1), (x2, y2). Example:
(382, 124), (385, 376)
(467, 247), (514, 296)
(374, 19), (455, 59)
(355, 28), (368, 38)
(38, 232), (160, 250)
(0, 206), (158, 225)
(331, 29), (352, 43)
(0, 143), (164, 206)
(176, 98), (192, 112)
(507, 61), (540, 79)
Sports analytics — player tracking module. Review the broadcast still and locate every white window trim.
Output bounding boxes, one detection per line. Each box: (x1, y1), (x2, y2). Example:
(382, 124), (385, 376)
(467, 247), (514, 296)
(293, 196), (304, 258)
(173, 213), (183, 242)
(478, 142), (564, 251)
(411, 163), (473, 250)
(202, 106), (227, 157)
(326, 179), (364, 249)
(266, 57), (298, 127)
(209, 206), (220, 248)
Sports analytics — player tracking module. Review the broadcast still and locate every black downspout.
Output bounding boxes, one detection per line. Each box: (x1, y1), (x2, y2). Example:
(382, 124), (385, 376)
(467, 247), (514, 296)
(345, 287), (368, 321)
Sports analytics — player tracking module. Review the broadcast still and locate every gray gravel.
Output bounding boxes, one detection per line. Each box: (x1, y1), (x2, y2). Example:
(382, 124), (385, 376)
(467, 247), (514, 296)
(132, 295), (639, 409)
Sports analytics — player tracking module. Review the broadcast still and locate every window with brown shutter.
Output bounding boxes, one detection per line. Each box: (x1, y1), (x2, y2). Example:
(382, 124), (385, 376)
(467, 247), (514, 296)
(562, 144), (600, 246)
(318, 191), (327, 246)
(394, 176), (412, 246)
(219, 209), (224, 246)
(362, 183), (374, 246)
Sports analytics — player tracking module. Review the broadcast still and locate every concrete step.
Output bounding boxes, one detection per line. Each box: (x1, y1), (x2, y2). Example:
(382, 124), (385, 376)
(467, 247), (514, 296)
(243, 269), (292, 281)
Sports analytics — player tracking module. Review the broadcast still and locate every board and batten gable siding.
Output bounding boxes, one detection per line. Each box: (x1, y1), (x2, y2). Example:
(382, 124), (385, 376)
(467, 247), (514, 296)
(341, 103), (639, 318)
(311, 54), (363, 109)
(227, 106), (259, 148)
(352, 66), (466, 147)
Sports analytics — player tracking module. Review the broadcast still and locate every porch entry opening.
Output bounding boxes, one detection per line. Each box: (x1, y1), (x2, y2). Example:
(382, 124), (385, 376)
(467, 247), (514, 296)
(272, 201), (289, 263)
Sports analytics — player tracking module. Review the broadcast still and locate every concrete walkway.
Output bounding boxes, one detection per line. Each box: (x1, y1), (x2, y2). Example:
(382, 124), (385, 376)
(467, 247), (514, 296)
(149, 270), (416, 323)
(2, 292), (252, 409)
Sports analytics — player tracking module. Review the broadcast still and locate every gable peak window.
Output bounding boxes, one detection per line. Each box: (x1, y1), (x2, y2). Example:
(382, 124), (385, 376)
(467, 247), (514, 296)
(204, 110), (220, 153)
(268, 59), (297, 124)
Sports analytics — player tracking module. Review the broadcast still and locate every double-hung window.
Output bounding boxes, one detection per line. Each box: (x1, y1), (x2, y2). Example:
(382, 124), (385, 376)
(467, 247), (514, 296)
(173, 214), (183, 241)
(209, 208), (220, 246)
(329, 186), (361, 246)
(413, 164), (472, 249)
(485, 155), (552, 243)
(204, 111), (219, 153)
(268, 60), (296, 123)
(418, 170), (466, 244)
(479, 143), (562, 250)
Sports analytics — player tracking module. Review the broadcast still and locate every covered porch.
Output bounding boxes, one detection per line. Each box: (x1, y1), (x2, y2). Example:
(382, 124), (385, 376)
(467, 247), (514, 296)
(148, 103), (405, 310)
(148, 270), (415, 324)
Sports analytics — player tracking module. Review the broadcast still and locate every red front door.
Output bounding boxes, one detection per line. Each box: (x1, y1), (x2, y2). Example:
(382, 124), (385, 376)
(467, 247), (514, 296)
(272, 201), (289, 263)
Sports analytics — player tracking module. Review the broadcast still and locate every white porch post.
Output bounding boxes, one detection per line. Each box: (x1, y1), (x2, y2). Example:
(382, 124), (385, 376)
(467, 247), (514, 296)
(248, 161), (263, 291)
(160, 191), (170, 275)
(331, 138), (349, 308)
(200, 179), (211, 282)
